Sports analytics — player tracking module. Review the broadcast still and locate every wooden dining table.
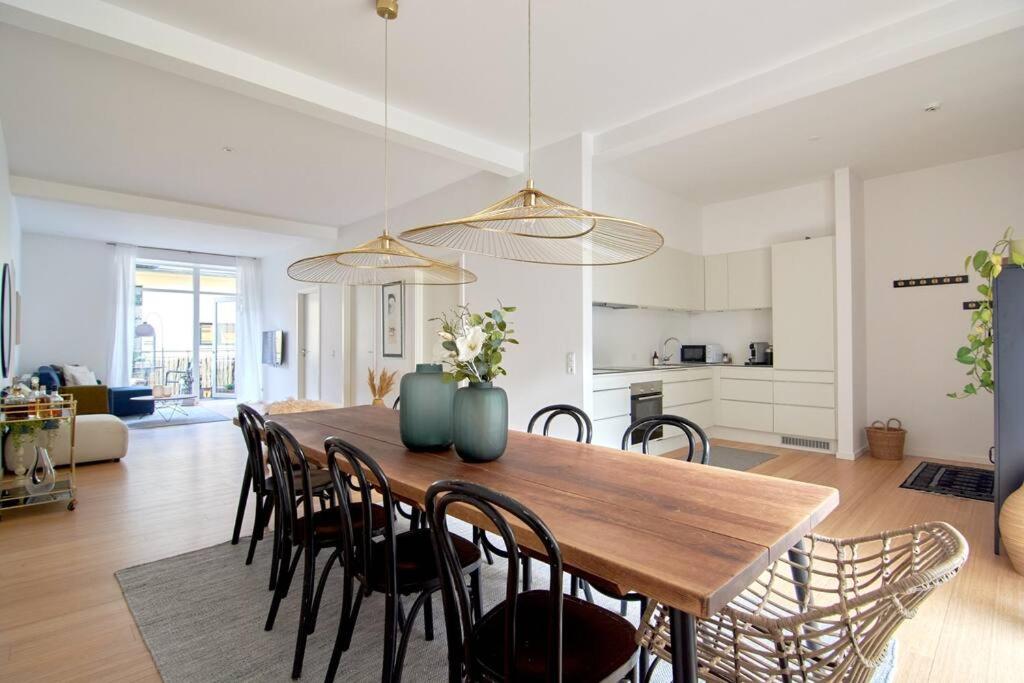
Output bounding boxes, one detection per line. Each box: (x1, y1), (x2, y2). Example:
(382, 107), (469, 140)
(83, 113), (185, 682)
(268, 405), (839, 683)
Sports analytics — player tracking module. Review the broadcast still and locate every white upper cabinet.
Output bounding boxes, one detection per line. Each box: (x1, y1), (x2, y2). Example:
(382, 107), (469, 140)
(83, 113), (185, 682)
(727, 248), (772, 309)
(679, 250), (705, 311)
(771, 236), (835, 371)
(704, 253), (729, 311)
(592, 245), (704, 311)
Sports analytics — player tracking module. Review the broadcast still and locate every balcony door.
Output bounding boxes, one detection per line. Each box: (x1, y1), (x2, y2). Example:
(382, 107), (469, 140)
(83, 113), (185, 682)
(135, 261), (237, 399)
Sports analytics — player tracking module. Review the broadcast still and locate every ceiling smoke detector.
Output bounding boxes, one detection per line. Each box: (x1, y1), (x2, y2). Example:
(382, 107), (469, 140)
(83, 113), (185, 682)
(923, 102), (942, 113)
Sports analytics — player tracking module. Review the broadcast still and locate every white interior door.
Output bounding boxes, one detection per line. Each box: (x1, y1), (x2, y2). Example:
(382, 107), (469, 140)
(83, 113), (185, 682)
(298, 289), (321, 400)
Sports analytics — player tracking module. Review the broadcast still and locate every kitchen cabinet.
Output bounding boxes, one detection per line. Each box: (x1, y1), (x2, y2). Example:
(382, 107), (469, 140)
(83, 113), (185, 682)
(774, 405), (836, 440)
(772, 236), (835, 371)
(719, 400), (774, 432)
(704, 254), (729, 311)
(727, 248), (772, 309)
(592, 245), (704, 311)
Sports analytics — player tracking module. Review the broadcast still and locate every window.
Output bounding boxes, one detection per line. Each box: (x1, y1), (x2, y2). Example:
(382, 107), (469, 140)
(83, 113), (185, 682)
(134, 260), (237, 398)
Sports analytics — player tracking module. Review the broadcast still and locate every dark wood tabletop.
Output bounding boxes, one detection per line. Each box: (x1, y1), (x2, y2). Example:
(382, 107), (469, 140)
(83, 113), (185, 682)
(268, 405), (839, 619)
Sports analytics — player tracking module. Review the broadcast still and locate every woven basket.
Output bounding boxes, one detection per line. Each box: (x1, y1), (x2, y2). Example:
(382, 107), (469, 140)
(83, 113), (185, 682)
(867, 418), (906, 460)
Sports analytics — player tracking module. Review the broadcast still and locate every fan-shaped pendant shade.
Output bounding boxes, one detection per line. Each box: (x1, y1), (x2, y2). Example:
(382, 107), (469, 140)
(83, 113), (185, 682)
(399, 181), (664, 266)
(287, 233), (476, 286)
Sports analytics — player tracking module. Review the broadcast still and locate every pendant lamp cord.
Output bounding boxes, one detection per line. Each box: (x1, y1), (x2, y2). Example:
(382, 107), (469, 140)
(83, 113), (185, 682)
(383, 16), (390, 236)
(527, 0), (532, 183)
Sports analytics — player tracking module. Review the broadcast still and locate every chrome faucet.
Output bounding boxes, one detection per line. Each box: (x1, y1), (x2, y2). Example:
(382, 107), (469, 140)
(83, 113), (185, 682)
(662, 337), (681, 363)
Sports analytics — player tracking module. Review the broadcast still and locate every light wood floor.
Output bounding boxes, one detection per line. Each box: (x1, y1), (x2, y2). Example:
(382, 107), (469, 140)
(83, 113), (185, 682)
(0, 422), (1018, 681)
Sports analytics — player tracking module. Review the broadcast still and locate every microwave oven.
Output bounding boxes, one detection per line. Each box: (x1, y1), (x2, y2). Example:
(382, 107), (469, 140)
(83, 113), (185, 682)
(679, 344), (723, 364)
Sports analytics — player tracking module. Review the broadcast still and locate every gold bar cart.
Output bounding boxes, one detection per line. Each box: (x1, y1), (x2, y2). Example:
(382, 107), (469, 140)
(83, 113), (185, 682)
(0, 395), (77, 519)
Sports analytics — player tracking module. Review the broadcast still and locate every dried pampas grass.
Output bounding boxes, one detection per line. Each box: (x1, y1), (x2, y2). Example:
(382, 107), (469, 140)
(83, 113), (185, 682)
(367, 368), (398, 406)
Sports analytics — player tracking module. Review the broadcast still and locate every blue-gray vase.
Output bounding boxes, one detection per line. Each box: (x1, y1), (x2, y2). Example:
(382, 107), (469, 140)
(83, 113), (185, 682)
(452, 381), (508, 462)
(399, 364), (456, 451)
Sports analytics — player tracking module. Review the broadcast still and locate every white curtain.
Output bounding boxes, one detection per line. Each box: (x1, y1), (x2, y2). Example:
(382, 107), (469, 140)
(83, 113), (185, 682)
(235, 257), (264, 403)
(107, 244), (137, 387)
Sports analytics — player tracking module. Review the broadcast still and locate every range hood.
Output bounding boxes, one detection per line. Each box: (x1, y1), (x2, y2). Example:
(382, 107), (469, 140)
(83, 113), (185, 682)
(593, 301), (640, 310)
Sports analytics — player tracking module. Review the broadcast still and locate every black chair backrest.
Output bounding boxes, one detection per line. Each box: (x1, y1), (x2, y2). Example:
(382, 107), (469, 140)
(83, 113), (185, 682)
(324, 437), (396, 588)
(427, 480), (564, 682)
(526, 404), (593, 444)
(620, 414), (711, 464)
(237, 403), (269, 495)
(265, 421), (317, 544)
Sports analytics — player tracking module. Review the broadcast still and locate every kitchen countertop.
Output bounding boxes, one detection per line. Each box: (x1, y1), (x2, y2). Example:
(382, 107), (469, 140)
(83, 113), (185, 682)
(593, 363), (772, 375)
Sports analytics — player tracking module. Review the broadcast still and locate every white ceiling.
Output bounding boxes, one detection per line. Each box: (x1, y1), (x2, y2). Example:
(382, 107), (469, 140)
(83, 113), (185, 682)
(1, 0), (1022, 254)
(608, 27), (1024, 203)
(0, 24), (478, 227)
(16, 197), (314, 258)
(102, 0), (952, 149)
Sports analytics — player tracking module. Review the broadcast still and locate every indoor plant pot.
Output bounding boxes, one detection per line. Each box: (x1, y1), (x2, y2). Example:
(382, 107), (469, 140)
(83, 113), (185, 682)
(452, 381), (508, 462)
(399, 364), (455, 450)
(1000, 484), (1024, 575)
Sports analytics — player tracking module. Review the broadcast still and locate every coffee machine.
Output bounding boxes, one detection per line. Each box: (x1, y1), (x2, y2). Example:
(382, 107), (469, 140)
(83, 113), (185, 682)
(747, 341), (772, 366)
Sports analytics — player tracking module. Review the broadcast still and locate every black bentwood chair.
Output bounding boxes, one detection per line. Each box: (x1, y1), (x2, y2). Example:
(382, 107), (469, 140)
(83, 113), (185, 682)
(262, 422), (389, 680)
(233, 404), (333, 589)
(323, 437), (483, 683)
(390, 395), (423, 529)
(428, 480), (638, 682)
(582, 414), (711, 681)
(472, 404), (594, 591)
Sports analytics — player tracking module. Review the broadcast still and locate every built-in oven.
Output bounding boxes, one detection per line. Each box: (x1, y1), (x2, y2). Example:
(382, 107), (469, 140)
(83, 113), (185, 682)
(630, 380), (663, 445)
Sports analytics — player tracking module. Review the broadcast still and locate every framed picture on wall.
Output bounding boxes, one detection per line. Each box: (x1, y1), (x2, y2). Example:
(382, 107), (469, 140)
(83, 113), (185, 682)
(381, 281), (404, 358)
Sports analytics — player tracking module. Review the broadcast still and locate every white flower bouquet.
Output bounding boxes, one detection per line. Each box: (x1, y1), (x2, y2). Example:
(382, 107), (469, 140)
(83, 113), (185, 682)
(434, 304), (517, 383)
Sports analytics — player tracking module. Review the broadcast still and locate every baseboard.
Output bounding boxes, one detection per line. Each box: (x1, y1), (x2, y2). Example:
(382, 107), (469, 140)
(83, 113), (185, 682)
(903, 450), (993, 467)
(708, 426), (837, 455)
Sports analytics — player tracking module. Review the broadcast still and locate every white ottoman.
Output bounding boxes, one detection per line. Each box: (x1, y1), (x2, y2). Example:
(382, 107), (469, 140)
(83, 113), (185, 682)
(49, 414), (130, 465)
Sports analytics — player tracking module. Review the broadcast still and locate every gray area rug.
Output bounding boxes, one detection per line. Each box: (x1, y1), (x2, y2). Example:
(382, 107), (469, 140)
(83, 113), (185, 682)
(708, 445), (777, 471)
(116, 519), (661, 682)
(117, 520), (895, 683)
(127, 406), (230, 430)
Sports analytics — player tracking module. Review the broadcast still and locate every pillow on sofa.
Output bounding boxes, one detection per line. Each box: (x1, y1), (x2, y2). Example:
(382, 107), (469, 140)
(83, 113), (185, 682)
(63, 364), (99, 386)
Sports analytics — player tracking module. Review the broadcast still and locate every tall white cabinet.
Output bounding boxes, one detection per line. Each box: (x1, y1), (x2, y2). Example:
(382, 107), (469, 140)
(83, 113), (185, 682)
(771, 236), (835, 371)
(770, 236), (837, 444)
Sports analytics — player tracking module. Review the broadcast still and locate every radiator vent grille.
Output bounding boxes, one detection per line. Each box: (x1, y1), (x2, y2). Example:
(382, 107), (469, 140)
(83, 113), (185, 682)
(781, 435), (832, 451)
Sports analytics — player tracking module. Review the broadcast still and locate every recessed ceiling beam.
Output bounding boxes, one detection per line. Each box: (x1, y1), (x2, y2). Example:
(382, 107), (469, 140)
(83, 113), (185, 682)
(595, 0), (1024, 161)
(0, 0), (524, 177)
(11, 176), (340, 241)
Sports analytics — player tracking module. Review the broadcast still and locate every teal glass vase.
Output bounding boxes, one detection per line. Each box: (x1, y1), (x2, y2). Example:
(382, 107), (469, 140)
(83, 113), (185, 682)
(399, 364), (456, 451)
(452, 381), (508, 462)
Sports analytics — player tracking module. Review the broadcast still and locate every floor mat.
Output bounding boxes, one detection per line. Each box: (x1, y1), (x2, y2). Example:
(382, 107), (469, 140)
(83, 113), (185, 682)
(900, 461), (994, 502)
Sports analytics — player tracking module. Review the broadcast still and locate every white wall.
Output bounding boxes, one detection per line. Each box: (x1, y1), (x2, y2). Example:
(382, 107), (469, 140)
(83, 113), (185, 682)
(686, 309), (772, 364)
(261, 237), (347, 404)
(701, 179), (834, 254)
(864, 149), (1024, 462)
(593, 307), (690, 367)
(834, 168), (868, 459)
(0, 120), (21, 383)
(593, 164), (702, 249)
(20, 234), (113, 379)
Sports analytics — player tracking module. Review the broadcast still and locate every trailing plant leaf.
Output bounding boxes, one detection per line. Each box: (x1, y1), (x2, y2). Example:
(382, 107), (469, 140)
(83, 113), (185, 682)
(950, 227), (1017, 398)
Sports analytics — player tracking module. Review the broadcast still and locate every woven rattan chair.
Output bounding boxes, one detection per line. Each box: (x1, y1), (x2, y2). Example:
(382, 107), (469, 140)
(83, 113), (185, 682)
(638, 521), (968, 682)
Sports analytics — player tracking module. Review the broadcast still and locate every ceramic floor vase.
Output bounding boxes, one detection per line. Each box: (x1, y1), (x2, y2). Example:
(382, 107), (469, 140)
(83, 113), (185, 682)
(453, 381), (508, 462)
(1000, 484), (1024, 575)
(399, 364), (456, 451)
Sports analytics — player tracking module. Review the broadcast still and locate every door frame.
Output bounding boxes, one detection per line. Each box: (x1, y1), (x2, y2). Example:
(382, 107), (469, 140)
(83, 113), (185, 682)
(296, 286), (322, 400)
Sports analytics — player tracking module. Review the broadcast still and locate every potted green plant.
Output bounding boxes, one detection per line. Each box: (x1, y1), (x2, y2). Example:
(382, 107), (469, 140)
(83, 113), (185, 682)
(948, 228), (1024, 398)
(435, 303), (517, 462)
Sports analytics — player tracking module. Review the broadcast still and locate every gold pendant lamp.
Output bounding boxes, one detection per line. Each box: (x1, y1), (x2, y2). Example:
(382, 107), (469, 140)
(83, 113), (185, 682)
(287, 0), (476, 286)
(400, 0), (663, 266)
